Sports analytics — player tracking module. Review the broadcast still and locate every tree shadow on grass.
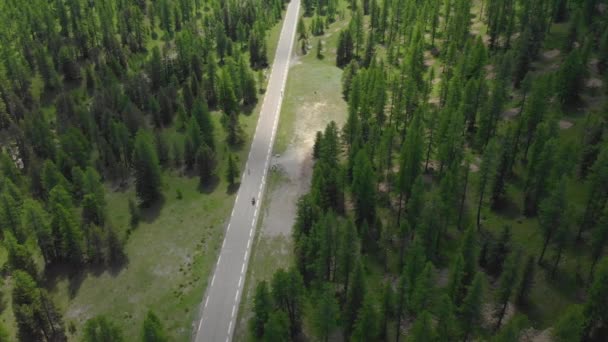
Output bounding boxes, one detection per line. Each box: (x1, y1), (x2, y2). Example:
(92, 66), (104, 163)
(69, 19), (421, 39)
(43, 257), (130, 299)
(199, 175), (220, 194)
(139, 195), (165, 224)
(227, 182), (240, 195)
(493, 196), (521, 220)
(42, 264), (88, 300)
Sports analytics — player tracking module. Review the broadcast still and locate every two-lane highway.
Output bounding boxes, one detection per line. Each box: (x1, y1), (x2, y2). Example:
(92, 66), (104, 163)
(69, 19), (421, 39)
(193, 0), (301, 341)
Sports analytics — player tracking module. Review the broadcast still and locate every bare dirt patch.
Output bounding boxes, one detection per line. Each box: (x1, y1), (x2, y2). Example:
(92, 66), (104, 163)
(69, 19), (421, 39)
(502, 108), (519, 120)
(263, 100), (346, 236)
(542, 49), (561, 60)
(521, 328), (553, 342)
(470, 156), (481, 173)
(482, 302), (515, 331)
(559, 120), (573, 130)
(586, 77), (603, 89)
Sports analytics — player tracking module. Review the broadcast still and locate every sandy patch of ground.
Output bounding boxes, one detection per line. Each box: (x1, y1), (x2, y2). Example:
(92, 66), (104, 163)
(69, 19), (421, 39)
(469, 156), (481, 173)
(586, 77), (603, 89)
(559, 120), (573, 130)
(521, 328), (553, 342)
(290, 54), (303, 67)
(436, 268), (449, 288)
(262, 101), (346, 237)
(424, 51), (436, 67)
(502, 108), (519, 120)
(542, 49), (561, 60)
(482, 302), (515, 331)
(581, 86), (605, 109)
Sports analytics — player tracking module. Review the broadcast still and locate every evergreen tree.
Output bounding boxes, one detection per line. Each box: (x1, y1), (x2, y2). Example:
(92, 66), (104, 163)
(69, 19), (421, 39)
(494, 253), (520, 330)
(336, 28), (355, 67)
(316, 39), (323, 60)
(337, 219), (359, 293)
(459, 272), (485, 341)
(589, 205), (608, 279)
(12, 271), (65, 341)
(352, 150), (376, 225)
(270, 268), (305, 337)
(352, 294), (379, 341)
(142, 311), (168, 342)
(410, 262), (435, 314)
(303, 272), (336, 327)
(515, 255), (535, 306)
(582, 258), (608, 339)
(263, 310), (290, 342)
(477, 138), (499, 230)
(556, 50), (585, 107)
(491, 315), (528, 342)
(553, 304), (585, 342)
(344, 261), (365, 337)
(407, 310), (436, 342)
(379, 281), (393, 340)
(5, 232), (38, 278)
(396, 114), (423, 225)
(225, 154), (239, 187)
(133, 130), (162, 207)
(538, 180), (568, 264)
(0, 190), (23, 241)
(197, 144), (216, 187)
(436, 294), (459, 341)
(251, 281), (272, 339)
(21, 199), (54, 264)
(83, 316), (124, 342)
(448, 253), (466, 304)
(579, 146), (608, 239)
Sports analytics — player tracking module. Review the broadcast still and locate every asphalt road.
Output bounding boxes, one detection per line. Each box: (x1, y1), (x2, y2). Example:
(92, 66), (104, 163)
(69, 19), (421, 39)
(193, 1), (300, 341)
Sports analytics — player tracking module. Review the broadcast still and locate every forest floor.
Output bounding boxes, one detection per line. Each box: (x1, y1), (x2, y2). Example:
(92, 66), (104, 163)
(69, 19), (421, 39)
(450, 1), (607, 333)
(0, 19), (289, 342)
(233, 10), (349, 341)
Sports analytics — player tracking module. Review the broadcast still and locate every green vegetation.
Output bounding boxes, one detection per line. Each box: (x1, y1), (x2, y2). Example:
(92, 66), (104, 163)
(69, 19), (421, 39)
(249, 0), (608, 341)
(0, 0), (288, 340)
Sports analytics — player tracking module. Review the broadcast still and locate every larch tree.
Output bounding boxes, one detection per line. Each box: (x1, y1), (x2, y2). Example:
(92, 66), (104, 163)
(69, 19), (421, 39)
(553, 304), (585, 342)
(351, 149), (376, 225)
(344, 261), (366, 338)
(582, 257), (608, 340)
(537, 180), (568, 264)
(142, 311), (168, 342)
(251, 280), (272, 339)
(494, 253), (520, 330)
(515, 255), (535, 306)
(396, 113), (424, 226)
(133, 130), (162, 207)
(459, 272), (485, 342)
(83, 316), (124, 342)
(589, 205), (608, 280)
(311, 285), (339, 342)
(477, 138), (499, 230)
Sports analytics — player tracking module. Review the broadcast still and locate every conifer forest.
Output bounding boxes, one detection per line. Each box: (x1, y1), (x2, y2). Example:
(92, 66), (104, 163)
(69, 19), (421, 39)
(0, 0), (608, 341)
